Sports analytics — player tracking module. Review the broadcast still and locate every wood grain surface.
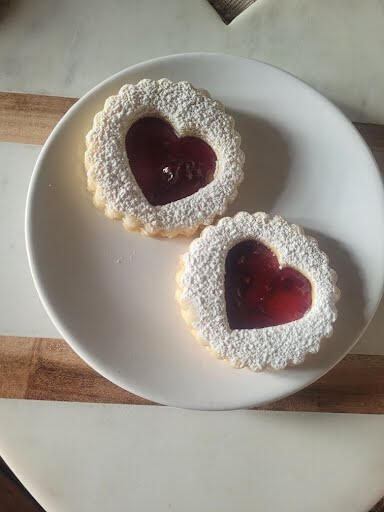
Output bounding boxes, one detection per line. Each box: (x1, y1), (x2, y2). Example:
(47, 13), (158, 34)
(1, 91), (384, 151)
(1, 335), (384, 413)
(0, 92), (77, 145)
(1, 91), (384, 415)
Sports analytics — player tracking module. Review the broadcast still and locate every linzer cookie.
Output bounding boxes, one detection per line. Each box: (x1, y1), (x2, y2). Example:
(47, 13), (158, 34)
(176, 212), (340, 371)
(85, 79), (244, 237)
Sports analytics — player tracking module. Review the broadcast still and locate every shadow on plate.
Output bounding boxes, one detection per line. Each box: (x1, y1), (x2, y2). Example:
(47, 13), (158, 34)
(157, 111), (292, 246)
(226, 110), (292, 215)
(285, 228), (366, 374)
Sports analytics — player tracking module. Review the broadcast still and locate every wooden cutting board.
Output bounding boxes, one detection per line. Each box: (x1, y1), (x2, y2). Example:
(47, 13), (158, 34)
(0, 91), (384, 414)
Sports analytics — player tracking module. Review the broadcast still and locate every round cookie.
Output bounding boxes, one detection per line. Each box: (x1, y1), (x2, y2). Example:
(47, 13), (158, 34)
(176, 212), (340, 371)
(85, 79), (244, 237)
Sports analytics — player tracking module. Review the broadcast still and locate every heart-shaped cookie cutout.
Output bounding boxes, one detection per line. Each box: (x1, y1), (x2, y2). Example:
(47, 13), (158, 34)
(125, 117), (217, 206)
(225, 240), (312, 329)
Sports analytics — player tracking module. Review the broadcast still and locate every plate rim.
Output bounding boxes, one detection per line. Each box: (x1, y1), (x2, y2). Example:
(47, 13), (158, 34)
(25, 52), (384, 410)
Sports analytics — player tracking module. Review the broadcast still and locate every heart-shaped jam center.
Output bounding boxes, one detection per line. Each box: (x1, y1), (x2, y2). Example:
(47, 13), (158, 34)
(225, 240), (312, 329)
(125, 117), (217, 206)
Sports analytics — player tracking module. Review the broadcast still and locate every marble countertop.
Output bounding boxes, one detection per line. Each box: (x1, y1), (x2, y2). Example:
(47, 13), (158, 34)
(1, 401), (384, 512)
(1, 1), (384, 511)
(0, 0), (384, 123)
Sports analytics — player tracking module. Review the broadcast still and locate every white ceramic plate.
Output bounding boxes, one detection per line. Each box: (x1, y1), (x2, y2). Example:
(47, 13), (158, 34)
(26, 53), (384, 410)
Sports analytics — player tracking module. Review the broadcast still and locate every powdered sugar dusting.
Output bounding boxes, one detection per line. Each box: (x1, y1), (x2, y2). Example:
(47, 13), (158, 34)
(85, 79), (244, 234)
(179, 212), (340, 371)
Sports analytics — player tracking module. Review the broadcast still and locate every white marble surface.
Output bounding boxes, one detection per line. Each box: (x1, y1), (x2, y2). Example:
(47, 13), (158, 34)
(0, 0), (384, 123)
(1, 400), (384, 512)
(1, 3), (384, 511)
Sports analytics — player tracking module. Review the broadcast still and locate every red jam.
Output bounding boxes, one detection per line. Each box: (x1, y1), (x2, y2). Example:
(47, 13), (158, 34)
(225, 240), (312, 329)
(125, 117), (217, 206)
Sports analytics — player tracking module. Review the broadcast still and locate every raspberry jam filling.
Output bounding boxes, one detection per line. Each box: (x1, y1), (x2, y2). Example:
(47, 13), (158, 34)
(125, 117), (216, 206)
(225, 240), (312, 329)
